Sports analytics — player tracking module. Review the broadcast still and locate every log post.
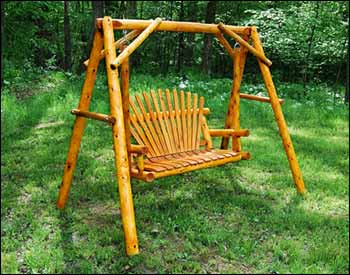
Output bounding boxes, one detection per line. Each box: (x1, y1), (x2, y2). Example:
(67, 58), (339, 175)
(103, 16), (139, 256)
(221, 43), (248, 150)
(251, 27), (306, 194)
(57, 30), (104, 209)
(121, 43), (131, 169)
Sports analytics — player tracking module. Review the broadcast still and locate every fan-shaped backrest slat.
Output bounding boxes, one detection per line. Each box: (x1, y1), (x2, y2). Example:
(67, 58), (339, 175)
(130, 89), (207, 157)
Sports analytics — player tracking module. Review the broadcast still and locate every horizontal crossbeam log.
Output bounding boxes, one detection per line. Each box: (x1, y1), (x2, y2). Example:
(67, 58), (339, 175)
(240, 93), (284, 104)
(209, 129), (250, 137)
(71, 109), (116, 124)
(130, 168), (155, 182)
(96, 19), (251, 35)
(218, 23), (272, 66)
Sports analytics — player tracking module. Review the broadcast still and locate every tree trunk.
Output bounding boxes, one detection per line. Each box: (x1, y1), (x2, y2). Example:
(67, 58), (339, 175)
(176, 1), (185, 72)
(140, 1), (144, 18)
(77, 1), (103, 74)
(303, 1), (320, 88)
(125, 1), (137, 68)
(89, 1), (104, 50)
(127, 1), (137, 18)
(1, 1), (5, 89)
(201, 1), (216, 75)
(64, 1), (72, 71)
(186, 1), (197, 67)
(345, 34), (349, 105)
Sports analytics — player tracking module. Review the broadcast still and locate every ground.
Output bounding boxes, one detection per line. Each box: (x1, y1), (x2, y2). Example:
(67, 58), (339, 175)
(1, 71), (349, 274)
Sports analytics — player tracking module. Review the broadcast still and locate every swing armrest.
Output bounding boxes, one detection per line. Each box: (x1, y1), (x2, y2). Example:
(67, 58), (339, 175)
(209, 129), (250, 137)
(130, 145), (148, 175)
(130, 144), (149, 155)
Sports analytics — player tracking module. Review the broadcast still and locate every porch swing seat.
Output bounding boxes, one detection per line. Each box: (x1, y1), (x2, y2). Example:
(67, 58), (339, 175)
(128, 88), (250, 182)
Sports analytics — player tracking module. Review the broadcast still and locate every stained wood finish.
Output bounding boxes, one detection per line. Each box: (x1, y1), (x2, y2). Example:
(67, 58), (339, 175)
(96, 18), (251, 35)
(128, 90), (250, 179)
(239, 93), (284, 104)
(251, 27), (306, 194)
(103, 16), (139, 256)
(57, 30), (104, 209)
(129, 90), (213, 157)
(218, 22), (272, 66)
(221, 43), (248, 150)
(71, 108), (115, 124)
(58, 16), (305, 259)
(84, 30), (142, 67)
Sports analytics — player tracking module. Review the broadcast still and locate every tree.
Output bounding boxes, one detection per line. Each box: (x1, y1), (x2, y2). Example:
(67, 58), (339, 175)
(201, 1), (216, 75)
(185, 1), (197, 67)
(303, 1), (320, 88)
(87, 1), (104, 54)
(1, 1), (4, 89)
(126, 1), (137, 18)
(345, 27), (349, 105)
(64, 1), (72, 71)
(176, 0), (185, 72)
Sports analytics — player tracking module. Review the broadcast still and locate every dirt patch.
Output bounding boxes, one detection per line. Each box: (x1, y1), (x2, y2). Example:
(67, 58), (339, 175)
(79, 201), (121, 227)
(201, 255), (253, 274)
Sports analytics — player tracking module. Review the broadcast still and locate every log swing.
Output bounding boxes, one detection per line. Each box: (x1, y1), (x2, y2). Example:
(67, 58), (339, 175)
(57, 17), (306, 256)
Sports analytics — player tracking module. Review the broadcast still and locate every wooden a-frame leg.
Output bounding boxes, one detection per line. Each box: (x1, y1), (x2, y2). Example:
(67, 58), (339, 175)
(120, 44), (132, 169)
(103, 16), (139, 256)
(57, 30), (104, 209)
(221, 43), (248, 150)
(251, 27), (306, 194)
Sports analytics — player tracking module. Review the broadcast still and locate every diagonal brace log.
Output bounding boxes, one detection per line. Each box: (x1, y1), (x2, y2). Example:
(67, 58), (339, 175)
(214, 32), (236, 60)
(83, 29), (142, 67)
(218, 22), (272, 66)
(110, 18), (162, 68)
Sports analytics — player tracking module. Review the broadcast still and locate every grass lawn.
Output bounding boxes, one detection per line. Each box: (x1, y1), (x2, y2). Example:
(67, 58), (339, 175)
(1, 71), (349, 274)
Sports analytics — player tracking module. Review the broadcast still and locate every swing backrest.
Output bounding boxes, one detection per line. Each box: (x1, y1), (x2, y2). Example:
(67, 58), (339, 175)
(129, 89), (210, 158)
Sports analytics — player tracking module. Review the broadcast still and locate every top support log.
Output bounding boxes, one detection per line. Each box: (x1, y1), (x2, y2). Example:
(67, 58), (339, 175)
(96, 18), (251, 35)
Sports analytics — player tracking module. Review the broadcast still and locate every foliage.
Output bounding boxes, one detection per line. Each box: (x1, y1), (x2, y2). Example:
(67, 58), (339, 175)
(2, 1), (349, 85)
(243, 1), (349, 82)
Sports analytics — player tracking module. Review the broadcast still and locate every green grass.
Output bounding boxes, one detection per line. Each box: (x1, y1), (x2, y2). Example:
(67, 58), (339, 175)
(1, 71), (349, 274)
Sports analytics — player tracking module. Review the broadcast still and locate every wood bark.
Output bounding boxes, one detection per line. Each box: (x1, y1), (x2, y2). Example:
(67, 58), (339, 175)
(57, 30), (104, 209)
(251, 27), (306, 194)
(1, 1), (4, 89)
(64, 1), (72, 71)
(102, 16), (139, 256)
(126, 1), (137, 18)
(303, 1), (320, 88)
(176, 0), (185, 72)
(201, 1), (216, 75)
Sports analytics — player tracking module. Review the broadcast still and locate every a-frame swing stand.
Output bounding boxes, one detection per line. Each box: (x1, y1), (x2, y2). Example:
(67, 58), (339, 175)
(57, 17), (306, 256)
